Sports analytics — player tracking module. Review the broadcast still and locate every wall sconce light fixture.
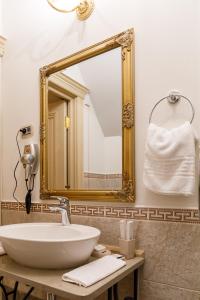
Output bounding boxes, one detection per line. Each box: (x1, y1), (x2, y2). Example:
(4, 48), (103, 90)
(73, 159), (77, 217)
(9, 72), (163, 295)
(47, 0), (94, 21)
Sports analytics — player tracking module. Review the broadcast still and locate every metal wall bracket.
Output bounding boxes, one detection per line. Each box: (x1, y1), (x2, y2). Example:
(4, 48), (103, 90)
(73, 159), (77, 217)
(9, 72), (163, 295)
(167, 90), (181, 104)
(0, 276), (34, 300)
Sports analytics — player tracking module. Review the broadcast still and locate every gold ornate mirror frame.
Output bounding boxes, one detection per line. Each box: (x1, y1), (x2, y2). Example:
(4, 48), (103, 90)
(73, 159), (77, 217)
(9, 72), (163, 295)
(40, 28), (135, 202)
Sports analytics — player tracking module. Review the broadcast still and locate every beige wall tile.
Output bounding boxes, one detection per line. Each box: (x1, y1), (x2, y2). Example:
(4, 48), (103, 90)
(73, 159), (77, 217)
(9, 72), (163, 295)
(136, 221), (200, 291)
(71, 215), (121, 245)
(3, 210), (200, 299)
(2, 210), (60, 225)
(141, 280), (200, 300)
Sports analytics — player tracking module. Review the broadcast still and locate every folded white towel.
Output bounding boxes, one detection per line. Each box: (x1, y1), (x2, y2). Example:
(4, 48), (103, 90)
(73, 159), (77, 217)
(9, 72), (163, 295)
(143, 122), (198, 196)
(62, 256), (126, 287)
(0, 242), (6, 255)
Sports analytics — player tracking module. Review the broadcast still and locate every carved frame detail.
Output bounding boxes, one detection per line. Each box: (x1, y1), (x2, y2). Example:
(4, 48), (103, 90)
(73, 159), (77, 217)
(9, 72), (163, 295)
(40, 28), (135, 202)
(115, 29), (134, 61)
(122, 103), (134, 128)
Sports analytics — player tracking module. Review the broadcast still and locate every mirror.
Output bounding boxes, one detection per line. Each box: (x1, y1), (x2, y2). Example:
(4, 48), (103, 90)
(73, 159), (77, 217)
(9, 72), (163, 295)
(40, 28), (135, 202)
(48, 48), (122, 191)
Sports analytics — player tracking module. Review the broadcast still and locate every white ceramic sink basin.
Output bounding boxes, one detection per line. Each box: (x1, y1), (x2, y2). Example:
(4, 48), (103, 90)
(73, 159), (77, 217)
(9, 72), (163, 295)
(0, 223), (100, 269)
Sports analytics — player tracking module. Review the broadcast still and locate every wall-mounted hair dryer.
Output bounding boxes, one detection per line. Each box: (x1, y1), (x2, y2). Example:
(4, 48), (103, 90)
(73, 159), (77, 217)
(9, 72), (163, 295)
(20, 144), (39, 177)
(20, 144), (39, 214)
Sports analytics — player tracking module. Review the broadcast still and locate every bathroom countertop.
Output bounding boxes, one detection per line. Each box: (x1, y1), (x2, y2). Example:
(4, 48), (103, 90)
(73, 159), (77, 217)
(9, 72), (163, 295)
(0, 255), (144, 300)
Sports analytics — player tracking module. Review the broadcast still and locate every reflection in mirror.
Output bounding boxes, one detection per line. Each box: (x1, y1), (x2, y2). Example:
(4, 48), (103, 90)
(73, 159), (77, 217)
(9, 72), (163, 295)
(47, 48), (122, 191)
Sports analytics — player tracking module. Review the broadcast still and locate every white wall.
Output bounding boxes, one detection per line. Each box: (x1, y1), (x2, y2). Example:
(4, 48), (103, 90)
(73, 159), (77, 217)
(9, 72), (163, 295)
(0, 0), (3, 35)
(1, 0), (200, 208)
(198, 1), (200, 105)
(0, 0), (3, 223)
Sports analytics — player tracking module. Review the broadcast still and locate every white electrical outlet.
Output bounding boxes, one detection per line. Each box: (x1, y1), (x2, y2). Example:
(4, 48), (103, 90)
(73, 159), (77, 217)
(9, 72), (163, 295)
(20, 125), (32, 136)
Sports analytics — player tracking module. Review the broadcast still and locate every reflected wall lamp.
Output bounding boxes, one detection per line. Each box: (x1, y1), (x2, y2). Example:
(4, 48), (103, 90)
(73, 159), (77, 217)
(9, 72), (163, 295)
(47, 0), (94, 21)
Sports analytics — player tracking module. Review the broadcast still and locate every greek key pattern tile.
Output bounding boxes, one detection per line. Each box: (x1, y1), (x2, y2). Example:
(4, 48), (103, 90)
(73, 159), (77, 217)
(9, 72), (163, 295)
(1, 202), (19, 211)
(1, 201), (200, 224)
(70, 205), (105, 217)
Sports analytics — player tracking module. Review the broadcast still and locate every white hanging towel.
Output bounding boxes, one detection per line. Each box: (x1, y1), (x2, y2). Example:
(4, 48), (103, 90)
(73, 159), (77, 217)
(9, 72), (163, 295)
(62, 256), (126, 287)
(143, 121), (198, 196)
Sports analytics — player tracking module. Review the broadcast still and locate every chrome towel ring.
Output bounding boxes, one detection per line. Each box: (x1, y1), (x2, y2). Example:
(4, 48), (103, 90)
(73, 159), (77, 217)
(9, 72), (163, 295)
(149, 92), (195, 124)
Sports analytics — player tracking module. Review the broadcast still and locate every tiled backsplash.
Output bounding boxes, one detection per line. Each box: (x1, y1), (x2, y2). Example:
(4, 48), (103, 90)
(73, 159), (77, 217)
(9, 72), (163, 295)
(1, 201), (200, 224)
(2, 201), (200, 300)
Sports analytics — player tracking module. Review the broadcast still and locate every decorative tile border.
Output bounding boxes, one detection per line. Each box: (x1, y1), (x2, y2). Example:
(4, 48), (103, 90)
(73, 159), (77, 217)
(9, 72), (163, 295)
(71, 205), (105, 217)
(1, 201), (200, 224)
(1, 202), (19, 211)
